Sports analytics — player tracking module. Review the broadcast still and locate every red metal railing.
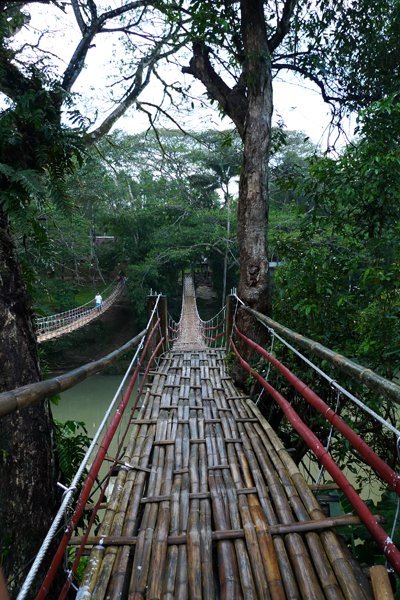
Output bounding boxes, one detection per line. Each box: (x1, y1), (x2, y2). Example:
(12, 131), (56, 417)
(36, 319), (163, 599)
(230, 327), (400, 575)
(234, 325), (400, 496)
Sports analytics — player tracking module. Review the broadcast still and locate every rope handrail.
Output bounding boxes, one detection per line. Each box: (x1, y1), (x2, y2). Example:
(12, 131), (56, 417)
(198, 304), (226, 325)
(0, 329), (146, 418)
(233, 294), (400, 406)
(196, 301), (227, 348)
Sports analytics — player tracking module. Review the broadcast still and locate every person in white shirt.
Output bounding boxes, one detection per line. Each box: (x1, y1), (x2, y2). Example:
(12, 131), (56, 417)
(95, 293), (103, 311)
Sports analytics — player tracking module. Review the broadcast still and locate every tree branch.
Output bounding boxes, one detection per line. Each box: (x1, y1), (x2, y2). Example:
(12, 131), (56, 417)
(62, 0), (150, 92)
(138, 101), (191, 136)
(61, 24), (98, 91)
(71, 0), (87, 34)
(86, 54), (154, 141)
(182, 42), (247, 138)
(272, 62), (341, 106)
(268, 0), (298, 52)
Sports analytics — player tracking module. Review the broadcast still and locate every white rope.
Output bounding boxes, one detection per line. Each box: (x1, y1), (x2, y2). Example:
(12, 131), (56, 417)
(17, 326), (149, 600)
(255, 331), (275, 406)
(315, 387), (341, 488)
(199, 304), (226, 326)
(233, 294), (400, 439)
(389, 437), (400, 548)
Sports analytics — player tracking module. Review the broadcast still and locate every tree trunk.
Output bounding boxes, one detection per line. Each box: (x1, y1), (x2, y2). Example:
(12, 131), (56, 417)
(0, 207), (59, 598)
(232, 0), (273, 383)
(221, 184), (231, 308)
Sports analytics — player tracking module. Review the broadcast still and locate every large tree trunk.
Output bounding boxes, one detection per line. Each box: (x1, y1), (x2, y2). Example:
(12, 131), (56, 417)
(231, 0), (273, 382)
(0, 207), (59, 598)
(182, 0), (273, 382)
(238, 0), (272, 309)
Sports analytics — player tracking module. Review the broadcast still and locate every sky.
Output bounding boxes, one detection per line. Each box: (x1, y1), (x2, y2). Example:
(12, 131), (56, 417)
(14, 3), (355, 151)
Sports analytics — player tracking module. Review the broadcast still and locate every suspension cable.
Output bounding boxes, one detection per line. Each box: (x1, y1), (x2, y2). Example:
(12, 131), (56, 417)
(233, 294), (400, 438)
(315, 387), (341, 489)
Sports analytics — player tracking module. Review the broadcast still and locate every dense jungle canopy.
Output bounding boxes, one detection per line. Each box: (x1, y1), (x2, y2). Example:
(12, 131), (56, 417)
(0, 0), (400, 596)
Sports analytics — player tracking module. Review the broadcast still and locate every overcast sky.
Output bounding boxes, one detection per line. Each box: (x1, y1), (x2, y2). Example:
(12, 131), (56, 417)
(17, 3), (355, 151)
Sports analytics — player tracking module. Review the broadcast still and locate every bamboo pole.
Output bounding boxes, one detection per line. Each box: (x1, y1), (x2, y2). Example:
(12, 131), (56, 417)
(70, 511), (385, 548)
(213, 419), (258, 599)
(198, 416), (216, 600)
(224, 379), (315, 599)
(246, 399), (373, 600)
(243, 306), (400, 405)
(0, 330), (146, 417)
(106, 418), (157, 598)
(164, 415), (183, 596)
(369, 566), (394, 600)
(87, 391), (155, 598)
(187, 416), (202, 600)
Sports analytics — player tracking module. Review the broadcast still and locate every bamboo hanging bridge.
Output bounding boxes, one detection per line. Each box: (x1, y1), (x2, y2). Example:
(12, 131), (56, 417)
(3, 276), (400, 599)
(35, 280), (125, 343)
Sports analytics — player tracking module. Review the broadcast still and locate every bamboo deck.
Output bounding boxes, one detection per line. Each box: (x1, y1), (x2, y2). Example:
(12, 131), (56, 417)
(77, 347), (373, 599)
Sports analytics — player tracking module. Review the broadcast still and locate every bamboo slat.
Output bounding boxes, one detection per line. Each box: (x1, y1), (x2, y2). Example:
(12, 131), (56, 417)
(369, 566), (395, 600)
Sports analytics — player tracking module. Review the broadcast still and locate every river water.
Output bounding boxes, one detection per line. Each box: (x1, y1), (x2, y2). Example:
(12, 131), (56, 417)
(51, 374), (138, 493)
(52, 375), (129, 436)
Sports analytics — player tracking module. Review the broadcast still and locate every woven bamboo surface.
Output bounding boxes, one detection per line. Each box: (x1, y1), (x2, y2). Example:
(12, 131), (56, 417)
(77, 348), (373, 599)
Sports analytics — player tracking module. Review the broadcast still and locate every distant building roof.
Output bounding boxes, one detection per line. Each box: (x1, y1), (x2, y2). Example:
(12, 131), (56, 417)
(94, 236), (115, 245)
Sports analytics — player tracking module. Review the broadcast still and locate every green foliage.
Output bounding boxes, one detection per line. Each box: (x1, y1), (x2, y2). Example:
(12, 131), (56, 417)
(53, 420), (91, 485)
(57, 128), (241, 322)
(53, 419), (94, 583)
(53, 418), (99, 531)
(273, 99), (400, 379)
(266, 101), (400, 475)
(67, 548), (88, 586)
(338, 488), (399, 590)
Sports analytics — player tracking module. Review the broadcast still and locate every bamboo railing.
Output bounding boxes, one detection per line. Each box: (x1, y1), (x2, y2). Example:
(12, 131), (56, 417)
(0, 330), (145, 418)
(240, 304), (400, 406)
